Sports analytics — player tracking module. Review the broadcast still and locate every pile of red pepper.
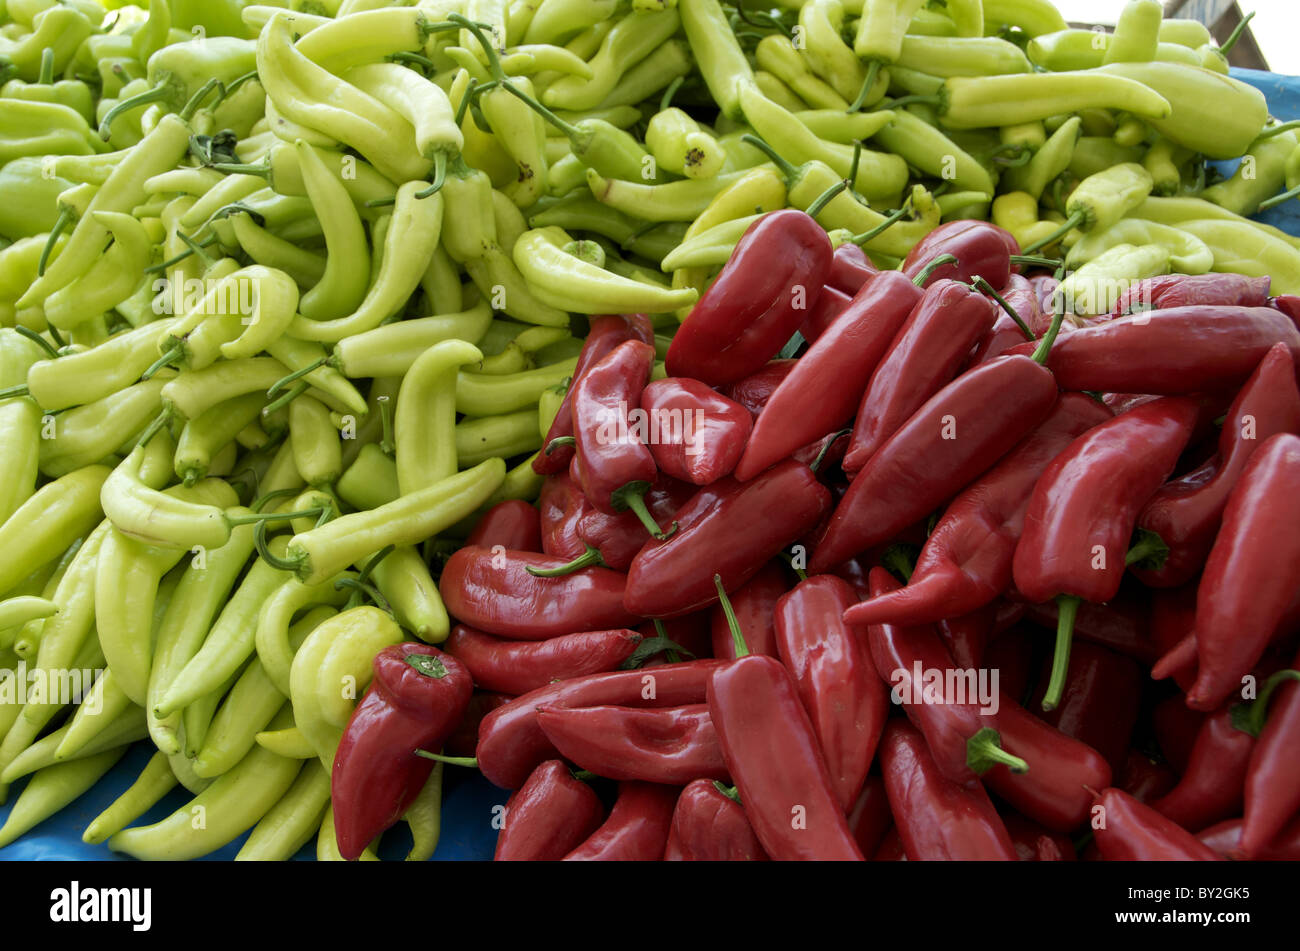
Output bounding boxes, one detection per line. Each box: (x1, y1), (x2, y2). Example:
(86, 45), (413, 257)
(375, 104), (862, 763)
(335, 208), (1300, 861)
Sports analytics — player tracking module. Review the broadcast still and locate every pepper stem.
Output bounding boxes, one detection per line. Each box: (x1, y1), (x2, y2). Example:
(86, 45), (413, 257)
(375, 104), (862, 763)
(883, 93), (941, 110)
(1258, 184), (1300, 212)
(99, 85), (171, 140)
(911, 253), (958, 287)
(251, 487), (302, 514)
(848, 59), (882, 113)
(1219, 10), (1255, 55)
(145, 234), (219, 274)
(881, 543), (917, 583)
(1009, 254), (1063, 269)
(262, 380), (309, 415)
(971, 275), (1034, 340)
(403, 652), (447, 678)
(267, 355), (330, 398)
(805, 179), (849, 220)
(1231, 669), (1300, 737)
(713, 781), (742, 803)
(134, 407), (173, 450)
(1124, 528), (1169, 570)
(809, 429), (851, 474)
(15, 326), (60, 360)
(142, 344), (183, 381)
(0, 384), (29, 400)
(179, 77), (223, 122)
(967, 727), (1029, 775)
(851, 202), (911, 246)
(739, 134), (799, 183)
(414, 751), (479, 767)
(214, 70), (260, 105)
(525, 544), (605, 577)
(1042, 594), (1080, 712)
(415, 150), (450, 199)
(37, 208), (72, 278)
(253, 519), (304, 573)
(209, 158), (273, 179)
(1021, 210), (1084, 255)
(659, 76), (684, 113)
(378, 395), (395, 457)
(38, 47), (55, 86)
(656, 618), (681, 665)
(714, 574), (749, 658)
(544, 436), (576, 455)
(1256, 119), (1300, 141)
(612, 481), (677, 540)
(1030, 296), (1067, 365)
(226, 506), (329, 528)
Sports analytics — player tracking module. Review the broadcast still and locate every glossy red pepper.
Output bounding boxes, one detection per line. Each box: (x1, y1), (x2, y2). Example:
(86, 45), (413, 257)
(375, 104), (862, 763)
(1111, 273), (1271, 318)
(536, 702), (727, 784)
(844, 393), (1112, 628)
(476, 660), (726, 789)
(969, 274), (1046, 368)
(538, 472), (592, 560)
(1029, 641), (1141, 775)
(331, 644), (473, 861)
(1274, 294), (1300, 330)
(1118, 750), (1178, 803)
(1005, 306), (1300, 394)
(827, 241), (878, 295)
(843, 280), (999, 475)
(1003, 813), (1077, 862)
(1187, 434), (1300, 711)
(444, 624), (643, 695)
(1149, 585), (1199, 693)
(563, 781), (678, 861)
(494, 760), (605, 861)
(1200, 816), (1300, 861)
(624, 460), (831, 618)
(879, 719), (1019, 861)
(937, 605), (1000, 670)
(667, 210), (832, 386)
(775, 575), (888, 810)
(734, 271), (922, 482)
(800, 284), (851, 344)
(1147, 706), (1254, 834)
(535, 314), (653, 474)
(576, 476), (694, 570)
(663, 779), (769, 861)
(708, 561), (786, 660)
(570, 339), (662, 523)
(439, 545), (638, 640)
(1023, 591), (1161, 665)
(466, 499), (542, 552)
(1237, 650), (1300, 859)
(1092, 787), (1219, 861)
(902, 220), (1019, 289)
(444, 691), (513, 758)
(847, 775), (892, 859)
(1135, 343), (1300, 589)
(809, 354), (1060, 573)
(721, 359), (796, 416)
(707, 652), (864, 860)
(638, 378), (752, 486)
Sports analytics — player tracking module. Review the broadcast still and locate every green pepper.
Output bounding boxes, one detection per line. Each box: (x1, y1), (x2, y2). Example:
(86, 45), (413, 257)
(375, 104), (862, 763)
(524, 0), (618, 45)
(680, 0), (753, 119)
(1024, 161), (1153, 253)
(1102, 0), (1161, 65)
(1177, 219), (1300, 296)
(0, 98), (103, 164)
(1057, 242), (1171, 316)
(82, 752), (179, 846)
(1202, 126), (1300, 217)
(0, 4), (93, 82)
(541, 7), (679, 111)
(798, 0), (869, 103)
(895, 35), (1031, 77)
(981, 0), (1067, 37)
(1065, 218), (1214, 275)
(755, 34), (851, 111)
(43, 211), (152, 333)
(1133, 195), (1300, 252)
(646, 106), (725, 180)
(0, 747), (129, 849)
(872, 104), (995, 195)
(595, 37), (691, 109)
(1142, 136), (1192, 198)
(1069, 136), (1145, 180)
(1, 48), (94, 123)
(1158, 18), (1212, 49)
(0, 157), (74, 241)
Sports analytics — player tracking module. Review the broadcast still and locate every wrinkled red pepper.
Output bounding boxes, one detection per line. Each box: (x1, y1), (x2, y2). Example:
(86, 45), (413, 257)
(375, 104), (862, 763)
(1118, 750), (1179, 803)
(538, 472), (592, 560)
(494, 760), (605, 860)
(1200, 816), (1300, 862)
(1111, 273), (1271, 318)
(576, 476), (694, 570)
(638, 378), (752, 486)
(444, 624), (643, 695)
(1149, 705), (1254, 834)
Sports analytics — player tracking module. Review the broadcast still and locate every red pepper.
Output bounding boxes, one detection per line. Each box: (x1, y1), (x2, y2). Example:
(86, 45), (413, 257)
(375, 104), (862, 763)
(1111, 273), (1271, 318)
(1147, 706), (1254, 834)
(774, 575), (889, 810)
(1012, 397), (1199, 710)
(466, 499), (542, 552)
(1237, 650), (1300, 859)
(570, 339), (665, 528)
(709, 561), (787, 660)
(871, 826), (907, 861)
(1187, 434), (1300, 710)
(843, 280), (999, 475)
(538, 472), (592, 560)
(535, 314), (653, 474)
(624, 460), (831, 618)
(494, 760), (605, 860)
(969, 274), (1046, 368)
(444, 624), (643, 695)
(1200, 816), (1300, 861)
(1274, 294), (1300, 330)
(707, 653), (864, 860)
(1149, 585), (1199, 693)
(638, 378), (752, 486)
(809, 354), (1060, 574)
(1153, 695), (1205, 776)
(827, 241), (877, 295)
(734, 271), (922, 482)
(879, 719), (1019, 861)
(576, 476), (694, 570)
(1023, 591), (1161, 665)
(562, 781), (678, 861)
(721, 359), (796, 416)
(847, 775), (892, 859)
(636, 612), (712, 666)
(331, 644), (473, 861)
(984, 624), (1037, 705)
(1030, 641), (1142, 775)
(663, 779), (769, 861)
(1118, 750), (1178, 803)
(439, 545), (638, 640)
(1005, 306), (1300, 394)
(667, 209), (832, 386)
(937, 606), (1001, 670)
(1092, 787), (1219, 861)
(475, 660), (726, 788)
(844, 393), (1112, 628)
(1003, 813), (1077, 862)
(444, 691), (513, 758)
(902, 219), (1019, 289)
(801, 284), (851, 344)
(535, 702), (728, 784)
(1135, 343), (1300, 589)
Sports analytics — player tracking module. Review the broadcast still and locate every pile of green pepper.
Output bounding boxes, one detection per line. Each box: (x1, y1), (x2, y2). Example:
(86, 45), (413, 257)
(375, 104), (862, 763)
(0, 0), (1299, 861)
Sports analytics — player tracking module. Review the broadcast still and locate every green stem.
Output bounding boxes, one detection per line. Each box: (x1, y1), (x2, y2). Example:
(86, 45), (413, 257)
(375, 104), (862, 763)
(525, 544), (605, 577)
(1022, 210), (1084, 255)
(179, 77), (223, 122)
(1009, 254), (1062, 269)
(1232, 669), (1300, 738)
(142, 344), (183, 381)
(378, 395), (395, 457)
(415, 150), (450, 199)
(0, 384), (29, 400)
(1259, 184), (1300, 212)
(739, 133), (800, 183)
(414, 751), (479, 767)
(805, 179), (848, 220)
(848, 59), (882, 113)
(15, 326), (59, 360)
(1219, 10), (1255, 56)
(660, 76), (684, 113)
(810, 429), (851, 474)
(972, 275), (1034, 340)
(251, 487), (301, 514)
(37, 47), (55, 86)
(881, 543), (916, 583)
(911, 252), (957, 286)
(1124, 528), (1169, 570)
(656, 618), (680, 664)
(851, 203), (912, 245)
(134, 407), (173, 449)
(253, 519), (305, 572)
(267, 355), (329, 397)
(544, 436), (577, 455)
(1030, 296), (1067, 365)
(1256, 119), (1300, 140)
(262, 380), (309, 415)
(1041, 595), (1080, 712)
(714, 574), (749, 658)
(37, 208), (71, 278)
(99, 85), (170, 140)
(967, 727), (1029, 775)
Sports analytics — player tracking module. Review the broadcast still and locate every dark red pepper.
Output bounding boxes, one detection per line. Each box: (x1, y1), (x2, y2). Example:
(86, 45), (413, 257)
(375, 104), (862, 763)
(1148, 705), (1254, 834)
(444, 624), (643, 695)
(800, 284), (851, 343)
(734, 270), (922, 482)
(1003, 813), (1077, 861)
(624, 459), (831, 618)
(638, 378), (752, 486)
(1118, 750), (1178, 803)
(562, 781), (678, 861)
(1030, 641), (1141, 776)
(1274, 294), (1300, 329)
(842, 279), (999, 475)
(1023, 591), (1161, 666)
(1149, 585), (1199, 693)
(1153, 695), (1205, 776)
(721, 359), (796, 416)
(331, 643), (473, 861)
(535, 314), (653, 474)
(439, 545), (638, 640)
(774, 575), (889, 810)
(663, 779), (769, 861)
(1111, 273), (1271, 318)
(708, 560), (786, 660)
(494, 760), (605, 860)
(1092, 787), (1219, 861)
(538, 472), (592, 560)
(901, 219), (1019, 289)
(1187, 434), (1300, 710)
(667, 209), (832, 385)
(536, 702), (728, 784)
(1200, 816), (1300, 861)
(576, 476), (694, 570)
(847, 775), (892, 859)
(1237, 650), (1300, 859)
(475, 660), (726, 789)
(936, 605), (1000, 671)
(872, 826), (907, 861)
(879, 719), (1019, 861)
(827, 241), (878, 295)
(466, 499), (542, 552)
(444, 691), (513, 758)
